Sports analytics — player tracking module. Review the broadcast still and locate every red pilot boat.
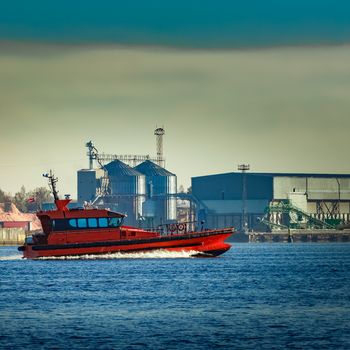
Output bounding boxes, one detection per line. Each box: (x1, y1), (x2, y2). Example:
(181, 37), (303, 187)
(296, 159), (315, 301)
(19, 172), (234, 259)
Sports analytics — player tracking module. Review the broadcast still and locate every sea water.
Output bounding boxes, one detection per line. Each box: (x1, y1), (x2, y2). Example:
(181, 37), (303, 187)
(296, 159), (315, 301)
(1, 244), (349, 349)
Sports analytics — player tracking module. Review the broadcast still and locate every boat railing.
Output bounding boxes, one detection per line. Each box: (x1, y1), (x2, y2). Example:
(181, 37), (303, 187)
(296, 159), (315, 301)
(142, 221), (209, 235)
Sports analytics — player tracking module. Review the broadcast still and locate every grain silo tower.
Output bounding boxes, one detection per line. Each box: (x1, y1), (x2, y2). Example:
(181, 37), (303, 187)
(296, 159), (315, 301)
(135, 160), (177, 227)
(104, 160), (146, 226)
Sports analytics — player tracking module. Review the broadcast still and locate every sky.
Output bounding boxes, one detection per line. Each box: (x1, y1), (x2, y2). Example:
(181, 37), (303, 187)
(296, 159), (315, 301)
(1, 1), (350, 47)
(0, 1), (350, 197)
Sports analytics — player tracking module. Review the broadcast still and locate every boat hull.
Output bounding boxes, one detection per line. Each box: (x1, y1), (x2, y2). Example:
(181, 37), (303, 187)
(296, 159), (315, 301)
(19, 229), (233, 259)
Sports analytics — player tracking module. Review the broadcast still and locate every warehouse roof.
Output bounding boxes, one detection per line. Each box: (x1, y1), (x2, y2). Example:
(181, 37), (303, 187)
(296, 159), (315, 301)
(193, 172), (350, 179)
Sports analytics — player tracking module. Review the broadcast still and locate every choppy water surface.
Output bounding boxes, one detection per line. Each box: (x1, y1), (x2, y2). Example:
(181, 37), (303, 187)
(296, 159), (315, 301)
(1, 244), (350, 349)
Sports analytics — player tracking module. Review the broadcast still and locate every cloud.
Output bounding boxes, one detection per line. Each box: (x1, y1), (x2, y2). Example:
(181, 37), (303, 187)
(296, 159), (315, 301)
(0, 43), (349, 194)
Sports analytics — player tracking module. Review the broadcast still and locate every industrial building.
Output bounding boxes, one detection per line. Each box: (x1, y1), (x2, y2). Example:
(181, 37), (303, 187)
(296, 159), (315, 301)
(135, 160), (177, 227)
(77, 127), (350, 233)
(77, 128), (178, 227)
(78, 160), (177, 227)
(191, 172), (350, 231)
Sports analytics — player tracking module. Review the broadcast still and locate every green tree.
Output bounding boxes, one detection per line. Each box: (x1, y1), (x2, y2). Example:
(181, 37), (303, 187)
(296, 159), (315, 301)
(29, 187), (53, 210)
(0, 188), (8, 203)
(13, 186), (28, 212)
(1, 185), (54, 212)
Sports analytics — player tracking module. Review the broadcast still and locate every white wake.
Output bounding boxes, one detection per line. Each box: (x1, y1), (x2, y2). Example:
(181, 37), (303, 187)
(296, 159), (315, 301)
(36, 249), (201, 260)
(0, 254), (23, 261)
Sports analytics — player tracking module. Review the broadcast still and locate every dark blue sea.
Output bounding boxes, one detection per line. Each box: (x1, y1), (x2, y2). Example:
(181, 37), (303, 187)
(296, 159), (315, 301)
(1, 244), (350, 350)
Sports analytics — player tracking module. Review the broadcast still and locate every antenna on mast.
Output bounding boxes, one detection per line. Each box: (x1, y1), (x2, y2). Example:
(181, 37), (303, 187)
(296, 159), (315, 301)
(43, 170), (59, 201)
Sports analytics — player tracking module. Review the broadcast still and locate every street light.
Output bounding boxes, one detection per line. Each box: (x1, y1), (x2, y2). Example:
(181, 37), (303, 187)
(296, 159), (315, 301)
(336, 178), (341, 221)
(238, 164), (250, 232)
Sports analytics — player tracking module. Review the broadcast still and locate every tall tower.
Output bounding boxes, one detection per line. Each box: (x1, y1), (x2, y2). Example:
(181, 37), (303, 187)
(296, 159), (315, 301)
(86, 141), (97, 169)
(238, 164), (250, 232)
(154, 127), (165, 167)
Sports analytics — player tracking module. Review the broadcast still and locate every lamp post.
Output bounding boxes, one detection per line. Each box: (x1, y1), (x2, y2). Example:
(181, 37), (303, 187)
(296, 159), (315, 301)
(336, 178), (341, 220)
(238, 164), (250, 232)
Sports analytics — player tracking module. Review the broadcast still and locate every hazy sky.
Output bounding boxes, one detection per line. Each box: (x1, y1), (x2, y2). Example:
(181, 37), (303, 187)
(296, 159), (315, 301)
(0, 1), (350, 197)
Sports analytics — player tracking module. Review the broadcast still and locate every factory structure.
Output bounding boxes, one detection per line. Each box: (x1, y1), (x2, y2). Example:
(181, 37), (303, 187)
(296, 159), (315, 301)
(77, 128), (178, 227)
(77, 127), (350, 236)
(192, 171), (350, 232)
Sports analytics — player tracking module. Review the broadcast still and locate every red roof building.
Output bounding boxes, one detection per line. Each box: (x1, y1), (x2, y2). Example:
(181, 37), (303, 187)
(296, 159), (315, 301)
(0, 203), (41, 231)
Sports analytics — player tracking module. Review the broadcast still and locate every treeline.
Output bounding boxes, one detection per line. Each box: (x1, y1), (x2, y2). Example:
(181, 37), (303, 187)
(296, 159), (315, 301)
(0, 186), (53, 213)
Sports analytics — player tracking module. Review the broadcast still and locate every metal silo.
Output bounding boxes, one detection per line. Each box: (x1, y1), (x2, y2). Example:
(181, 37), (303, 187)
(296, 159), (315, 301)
(104, 160), (145, 226)
(135, 160), (177, 226)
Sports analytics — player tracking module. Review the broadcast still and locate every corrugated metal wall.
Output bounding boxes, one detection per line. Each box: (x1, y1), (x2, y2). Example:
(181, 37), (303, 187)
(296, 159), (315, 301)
(192, 172), (350, 230)
(104, 160), (146, 226)
(0, 228), (26, 245)
(273, 177), (307, 200)
(77, 169), (100, 203)
(135, 160), (177, 225)
(192, 173), (273, 200)
(274, 176), (350, 200)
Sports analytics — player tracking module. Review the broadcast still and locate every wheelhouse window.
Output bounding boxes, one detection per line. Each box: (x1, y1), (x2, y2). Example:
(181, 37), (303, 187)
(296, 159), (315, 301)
(108, 217), (122, 228)
(77, 218), (87, 228)
(68, 219), (77, 228)
(88, 218), (98, 228)
(53, 219), (77, 231)
(52, 216), (123, 231)
(98, 218), (108, 228)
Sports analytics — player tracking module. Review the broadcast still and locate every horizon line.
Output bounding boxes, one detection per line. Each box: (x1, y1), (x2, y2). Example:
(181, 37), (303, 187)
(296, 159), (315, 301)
(1, 39), (350, 53)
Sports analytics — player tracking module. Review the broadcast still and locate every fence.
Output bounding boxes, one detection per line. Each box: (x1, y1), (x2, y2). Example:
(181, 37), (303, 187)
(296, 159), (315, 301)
(0, 228), (26, 246)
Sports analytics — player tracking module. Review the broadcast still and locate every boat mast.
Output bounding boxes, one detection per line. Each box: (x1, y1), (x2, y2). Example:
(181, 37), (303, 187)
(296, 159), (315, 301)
(43, 170), (59, 201)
